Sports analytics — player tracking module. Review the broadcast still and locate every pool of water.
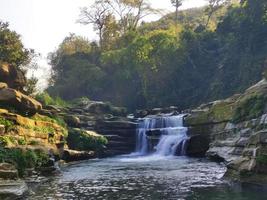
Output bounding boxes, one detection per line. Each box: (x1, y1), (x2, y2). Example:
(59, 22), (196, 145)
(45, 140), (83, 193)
(28, 155), (267, 200)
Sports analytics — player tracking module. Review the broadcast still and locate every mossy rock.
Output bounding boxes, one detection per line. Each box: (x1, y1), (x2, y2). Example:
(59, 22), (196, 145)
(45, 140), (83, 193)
(67, 128), (107, 152)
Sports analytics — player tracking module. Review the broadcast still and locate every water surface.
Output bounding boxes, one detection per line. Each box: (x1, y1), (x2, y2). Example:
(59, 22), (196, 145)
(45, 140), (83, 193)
(27, 155), (267, 200)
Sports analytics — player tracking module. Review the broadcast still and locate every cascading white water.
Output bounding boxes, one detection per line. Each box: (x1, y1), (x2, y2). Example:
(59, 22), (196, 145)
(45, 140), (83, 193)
(135, 114), (188, 156)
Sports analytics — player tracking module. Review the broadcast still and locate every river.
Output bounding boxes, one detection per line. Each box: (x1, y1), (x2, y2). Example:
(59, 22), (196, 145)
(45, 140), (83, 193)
(28, 155), (267, 200)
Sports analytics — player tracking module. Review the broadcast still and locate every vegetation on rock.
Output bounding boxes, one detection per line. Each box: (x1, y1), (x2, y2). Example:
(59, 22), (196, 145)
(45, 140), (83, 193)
(67, 128), (108, 153)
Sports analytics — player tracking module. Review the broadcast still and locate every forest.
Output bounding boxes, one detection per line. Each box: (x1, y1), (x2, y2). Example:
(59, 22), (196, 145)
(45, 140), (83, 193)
(41, 0), (267, 111)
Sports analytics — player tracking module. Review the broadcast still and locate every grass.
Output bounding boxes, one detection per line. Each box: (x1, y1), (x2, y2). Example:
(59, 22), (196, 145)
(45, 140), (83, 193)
(35, 92), (69, 107)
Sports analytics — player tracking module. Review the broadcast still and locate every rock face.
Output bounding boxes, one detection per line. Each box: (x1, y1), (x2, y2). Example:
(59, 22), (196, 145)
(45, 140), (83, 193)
(0, 62), (26, 91)
(184, 79), (267, 183)
(0, 88), (42, 115)
(59, 101), (137, 157)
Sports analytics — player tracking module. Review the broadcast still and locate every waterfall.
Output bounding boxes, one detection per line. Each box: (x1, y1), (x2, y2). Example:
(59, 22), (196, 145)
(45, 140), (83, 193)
(134, 114), (188, 156)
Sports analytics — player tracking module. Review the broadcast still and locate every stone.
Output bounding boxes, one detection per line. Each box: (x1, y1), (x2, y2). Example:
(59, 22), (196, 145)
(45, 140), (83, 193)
(0, 88), (42, 115)
(249, 130), (267, 145)
(0, 82), (8, 89)
(96, 120), (137, 130)
(0, 180), (28, 199)
(62, 149), (95, 162)
(0, 62), (26, 90)
(0, 125), (5, 135)
(0, 163), (18, 180)
(64, 115), (80, 127)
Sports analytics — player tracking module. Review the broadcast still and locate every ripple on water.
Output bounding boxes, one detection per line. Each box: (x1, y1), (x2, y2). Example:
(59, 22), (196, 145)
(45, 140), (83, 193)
(27, 156), (267, 200)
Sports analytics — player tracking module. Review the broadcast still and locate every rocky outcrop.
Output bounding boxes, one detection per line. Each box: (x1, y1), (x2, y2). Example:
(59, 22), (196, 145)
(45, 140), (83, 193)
(54, 100), (137, 157)
(0, 88), (42, 115)
(184, 79), (267, 183)
(0, 62), (26, 91)
(62, 149), (95, 162)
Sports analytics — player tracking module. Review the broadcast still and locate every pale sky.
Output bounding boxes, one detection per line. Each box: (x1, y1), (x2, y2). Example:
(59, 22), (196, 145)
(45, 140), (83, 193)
(0, 0), (207, 88)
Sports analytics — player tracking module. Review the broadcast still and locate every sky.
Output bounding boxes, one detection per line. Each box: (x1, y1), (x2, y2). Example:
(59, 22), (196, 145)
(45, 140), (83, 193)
(0, 0), (207, 88)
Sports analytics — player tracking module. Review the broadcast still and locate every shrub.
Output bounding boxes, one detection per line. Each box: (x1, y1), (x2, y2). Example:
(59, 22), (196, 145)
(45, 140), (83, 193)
(0, 147), (49, 176)
(35, 92), (69, 107)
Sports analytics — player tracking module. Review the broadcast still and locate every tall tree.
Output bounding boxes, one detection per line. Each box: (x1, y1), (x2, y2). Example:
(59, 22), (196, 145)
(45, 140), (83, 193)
(78, 0), (109, 48)
(170, 0), (183, 23)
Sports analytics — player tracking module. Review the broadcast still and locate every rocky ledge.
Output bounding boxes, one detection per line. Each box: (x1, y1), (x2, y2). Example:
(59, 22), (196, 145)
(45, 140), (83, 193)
(184, 79), (267, 184)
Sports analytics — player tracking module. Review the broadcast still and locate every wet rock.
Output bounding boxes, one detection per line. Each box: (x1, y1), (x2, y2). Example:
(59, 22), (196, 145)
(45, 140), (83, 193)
(0, 180), (28, 200)
(62, 149), (95, 162)
(0, 163), (18, 180)
(186, 135), (209, 157)
(64, 115), (80, 127)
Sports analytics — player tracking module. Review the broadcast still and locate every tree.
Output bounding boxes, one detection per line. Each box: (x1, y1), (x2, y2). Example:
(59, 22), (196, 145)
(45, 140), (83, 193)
(205, 0), (230, 27)
(170, 0), (183, 23)
(78, 0), (110, 48)
(0, 21), (29, 66)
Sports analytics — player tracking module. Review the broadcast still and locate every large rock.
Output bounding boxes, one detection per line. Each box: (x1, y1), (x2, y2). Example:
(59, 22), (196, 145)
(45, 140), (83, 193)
(62, 149), (95, 162)
(0, 62), (26, 91)
(0, 88), (42, 115)
(0, 163), (18, 180)
(186, 135), (209, 157)
(0, 180), (28, 200)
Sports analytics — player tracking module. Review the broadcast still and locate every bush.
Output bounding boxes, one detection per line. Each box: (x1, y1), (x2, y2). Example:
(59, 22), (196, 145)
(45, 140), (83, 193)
(0, 147), (49, 176)
(35, 92), (69, 107)
(67, 128), (108, 152)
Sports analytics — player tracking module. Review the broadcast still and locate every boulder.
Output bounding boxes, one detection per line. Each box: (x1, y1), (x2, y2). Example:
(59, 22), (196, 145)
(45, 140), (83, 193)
(0, 83), (8, 89)
(62, 149), (95, 162)
(0, 88), (42, 115)
(0, 62), (26, 91)
(64, 115), (80, 127)
(0, 180), (28, 200)
(0, 163), (18, 180)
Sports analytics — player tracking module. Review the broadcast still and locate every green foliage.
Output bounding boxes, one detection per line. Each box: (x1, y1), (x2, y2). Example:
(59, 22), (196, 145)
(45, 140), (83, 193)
(0, 21), (29, 66)
(35, 92), (69, 107)
(0, 117), (14, 132)
(0, 147), (49, 176)
(48, 1), (267, 111)
(232, 95), (266, 123)
(67, 129), (108, 152)
(0, 135), (16, 146)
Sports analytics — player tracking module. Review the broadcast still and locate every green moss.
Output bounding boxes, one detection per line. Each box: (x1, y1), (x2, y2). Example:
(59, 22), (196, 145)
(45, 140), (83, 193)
(17, 138), (27, 145)
(28, 140), (40, 145)
(0, 135), (16, 146)
(67, 128), (108, 152)
(232, 95), (266, 123)
(0, 117), (15, 132)
(210, 102), (234, 122)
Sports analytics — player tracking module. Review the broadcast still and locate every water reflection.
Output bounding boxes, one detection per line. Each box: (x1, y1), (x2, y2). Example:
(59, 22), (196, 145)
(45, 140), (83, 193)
(28, 156), (267, 200)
